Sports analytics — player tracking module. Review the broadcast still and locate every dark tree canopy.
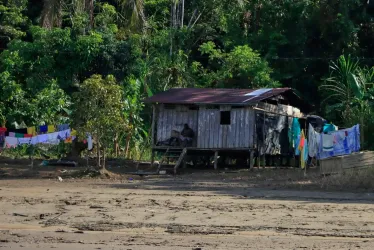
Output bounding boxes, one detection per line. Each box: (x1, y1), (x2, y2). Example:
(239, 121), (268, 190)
(1, 0), (374, 151)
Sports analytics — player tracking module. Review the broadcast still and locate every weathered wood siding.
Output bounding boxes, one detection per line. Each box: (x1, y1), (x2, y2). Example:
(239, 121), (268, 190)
(156, 104), (198, 146)
(155, 102), (300, 149)
(197, 106), (255, 149)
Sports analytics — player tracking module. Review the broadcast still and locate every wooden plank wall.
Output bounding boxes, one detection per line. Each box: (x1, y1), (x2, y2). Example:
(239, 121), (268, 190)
(155, 102), (299, 149)
(197, 106), (220, 149)
(197, 106), (255, 149)
(156, 104), (198, 146)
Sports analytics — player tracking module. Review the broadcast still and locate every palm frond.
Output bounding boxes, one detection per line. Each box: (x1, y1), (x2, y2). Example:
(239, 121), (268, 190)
(350, 73), (365, 99)
(320, 85), (347, 96)
(322, 55), (364, 106)
(321, 93), (346, 105)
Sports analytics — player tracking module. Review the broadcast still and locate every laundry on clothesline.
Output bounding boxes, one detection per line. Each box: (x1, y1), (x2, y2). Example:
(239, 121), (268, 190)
(2, 129), (73, 148)
(0, 122), (88, 149)
(318, 125), (360, 160)
(18, 138), (31, 145)
(4, 137), (18, 148)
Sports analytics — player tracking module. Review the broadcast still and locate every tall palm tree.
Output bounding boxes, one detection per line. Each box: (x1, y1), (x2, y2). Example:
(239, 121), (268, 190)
(115, 0), (145, 31)
(41, 0), (95, 29)
(41, 0), (63, 29)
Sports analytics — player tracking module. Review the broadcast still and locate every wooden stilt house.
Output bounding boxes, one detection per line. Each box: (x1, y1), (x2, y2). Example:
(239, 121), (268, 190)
(144, 88), (309, 173)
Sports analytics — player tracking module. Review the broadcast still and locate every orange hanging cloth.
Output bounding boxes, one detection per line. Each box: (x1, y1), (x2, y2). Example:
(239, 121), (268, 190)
(298, 130), (305, 151)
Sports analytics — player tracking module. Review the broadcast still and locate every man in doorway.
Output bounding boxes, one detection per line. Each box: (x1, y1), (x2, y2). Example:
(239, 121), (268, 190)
(180, 124), (194, 147)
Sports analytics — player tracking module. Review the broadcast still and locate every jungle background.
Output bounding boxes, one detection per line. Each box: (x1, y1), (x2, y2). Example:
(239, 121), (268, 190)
(1, 0), (374, 160)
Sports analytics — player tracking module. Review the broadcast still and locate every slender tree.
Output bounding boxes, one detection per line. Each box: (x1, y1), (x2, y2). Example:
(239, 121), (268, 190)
(73, 75), (125, 169)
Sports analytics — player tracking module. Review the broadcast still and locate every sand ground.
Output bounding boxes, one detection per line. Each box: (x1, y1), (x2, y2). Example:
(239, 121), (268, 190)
(1, 169), (374, 249)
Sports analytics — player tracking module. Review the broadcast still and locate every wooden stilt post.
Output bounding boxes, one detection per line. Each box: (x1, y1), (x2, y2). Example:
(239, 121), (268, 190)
(214, 151), (219, 170)
(262, 111), (266, 169)
(150, 149), (155, 168)
(174, 148), (187, 174)
(150, 104), (156, 171)
(275, 155), (278, 169)
(249, 150), (254, 169)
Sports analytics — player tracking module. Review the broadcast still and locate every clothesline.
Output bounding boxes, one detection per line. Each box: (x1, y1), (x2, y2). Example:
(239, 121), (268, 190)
(253, 107), (303, 119)
(1, 123), (93, 150)
(289, 117), (360, 168)
(0, 123), (76, 148)
(4, 129), (74, 148)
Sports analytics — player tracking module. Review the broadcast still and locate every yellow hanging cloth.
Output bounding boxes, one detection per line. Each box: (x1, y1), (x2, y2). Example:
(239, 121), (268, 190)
(27, 126), (36, 136)
(298, 130), (305, 152)
(47, 125), (55, 133)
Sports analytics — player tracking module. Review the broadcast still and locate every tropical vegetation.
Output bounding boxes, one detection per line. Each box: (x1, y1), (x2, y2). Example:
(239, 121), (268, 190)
(1, 0), (374, 159)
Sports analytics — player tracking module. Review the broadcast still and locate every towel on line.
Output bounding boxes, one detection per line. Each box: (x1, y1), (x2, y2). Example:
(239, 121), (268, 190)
(322, 134), (334, 152)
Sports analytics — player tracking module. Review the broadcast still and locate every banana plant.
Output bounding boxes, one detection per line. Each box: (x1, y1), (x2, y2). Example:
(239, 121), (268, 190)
(321, 55), (374, 145)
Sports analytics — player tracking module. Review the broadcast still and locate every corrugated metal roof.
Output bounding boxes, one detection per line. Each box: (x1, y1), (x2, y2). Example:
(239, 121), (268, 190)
(144, 88), (294, 105)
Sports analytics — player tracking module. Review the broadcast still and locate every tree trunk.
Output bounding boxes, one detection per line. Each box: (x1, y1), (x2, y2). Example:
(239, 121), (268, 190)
(41, 0), (63, 29)
(97, 141), (101, 168)
(360, 114), (365, 148)
(125, 132), (132, 158)
(173, 1), (177, 28)
(85, 0), (94, 28)
(187, 9), (197, 28)
(181, 0), (184, 27)
(30, 145), (35, 169)
(176, 0), (180, 28)
(170, 4), (173, 56)
(102, 147), (106, 170)
(114, 133), (119, 157)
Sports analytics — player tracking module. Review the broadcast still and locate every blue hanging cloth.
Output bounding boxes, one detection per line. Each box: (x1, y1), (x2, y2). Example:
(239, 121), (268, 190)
(289, 118), (301, 149)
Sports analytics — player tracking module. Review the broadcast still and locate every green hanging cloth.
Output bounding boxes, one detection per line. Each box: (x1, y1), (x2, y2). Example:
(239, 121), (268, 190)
(15, 133), (24, 138)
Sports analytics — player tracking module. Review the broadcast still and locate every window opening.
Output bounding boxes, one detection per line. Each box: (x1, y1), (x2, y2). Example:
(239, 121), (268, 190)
(220, 111), (231, 125)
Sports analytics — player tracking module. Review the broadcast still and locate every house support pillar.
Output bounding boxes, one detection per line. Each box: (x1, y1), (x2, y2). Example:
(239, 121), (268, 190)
(214, 151), (219, 170)
(249, 150), (254, 169)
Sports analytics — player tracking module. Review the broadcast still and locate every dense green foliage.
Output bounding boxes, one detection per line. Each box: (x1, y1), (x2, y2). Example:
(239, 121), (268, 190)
(1, 0), (374, 153)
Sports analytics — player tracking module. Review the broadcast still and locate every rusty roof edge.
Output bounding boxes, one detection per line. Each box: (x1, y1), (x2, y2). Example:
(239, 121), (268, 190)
(143, 101), (256, 105)
(143, 87), (294, 104)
